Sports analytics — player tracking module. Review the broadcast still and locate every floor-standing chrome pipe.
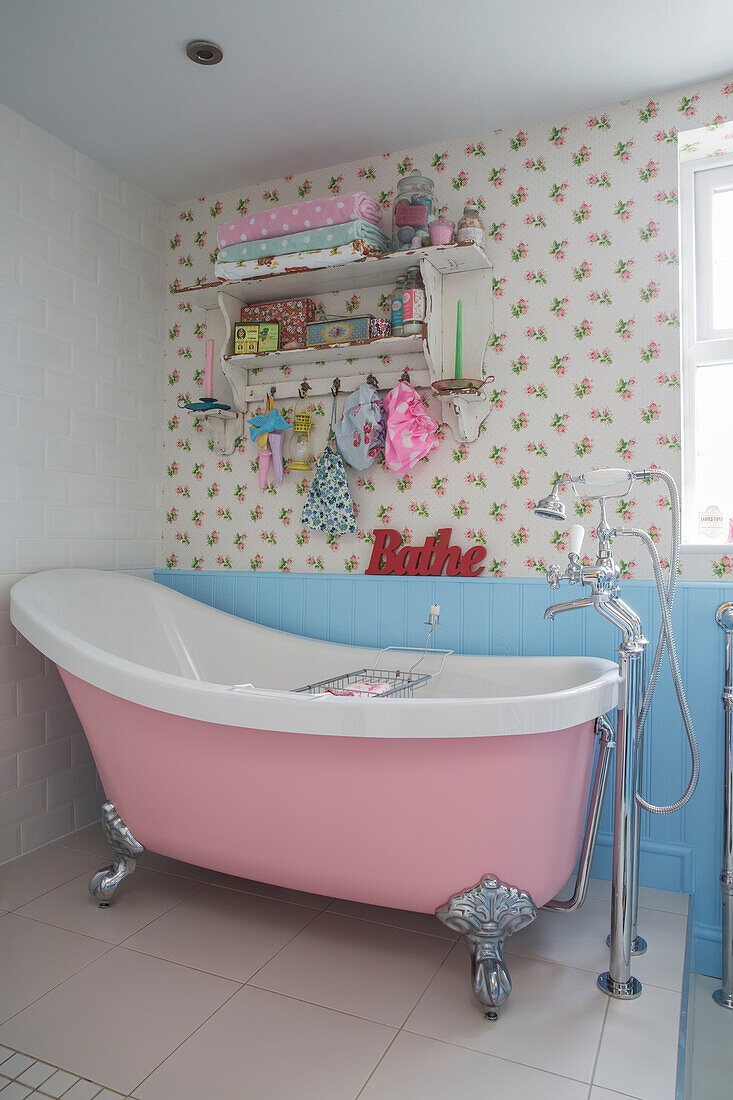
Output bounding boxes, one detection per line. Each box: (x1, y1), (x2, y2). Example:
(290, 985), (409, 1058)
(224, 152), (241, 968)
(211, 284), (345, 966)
(546, 715), (615, 914)
(598, 637), (646, 999)
(629, 753), (648, 954)
(608, 658), (648, 958)
(714, 602), (733, 1010)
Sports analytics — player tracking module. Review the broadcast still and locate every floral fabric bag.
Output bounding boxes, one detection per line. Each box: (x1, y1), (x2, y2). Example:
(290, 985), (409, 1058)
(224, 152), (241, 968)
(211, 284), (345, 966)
(301, 395), (357, 535)
(335, 382), (385, 470)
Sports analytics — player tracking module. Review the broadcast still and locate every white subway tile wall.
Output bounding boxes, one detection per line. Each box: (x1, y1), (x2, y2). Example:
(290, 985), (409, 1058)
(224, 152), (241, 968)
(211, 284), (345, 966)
(0, 103), (166, 862)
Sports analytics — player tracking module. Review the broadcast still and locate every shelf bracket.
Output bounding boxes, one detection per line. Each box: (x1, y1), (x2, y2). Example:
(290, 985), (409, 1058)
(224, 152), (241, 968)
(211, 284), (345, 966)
(185, 409), (244, 456)
(435, 390), (494, 443)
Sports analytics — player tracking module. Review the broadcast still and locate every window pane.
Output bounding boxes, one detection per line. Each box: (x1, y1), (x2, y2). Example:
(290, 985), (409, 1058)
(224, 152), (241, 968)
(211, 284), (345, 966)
(712, 188), (733, 328)
(695, 361), (733, 531)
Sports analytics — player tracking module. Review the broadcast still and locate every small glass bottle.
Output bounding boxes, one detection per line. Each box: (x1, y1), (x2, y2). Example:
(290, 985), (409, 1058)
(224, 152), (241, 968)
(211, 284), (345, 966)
(457, 205), (485, 247)
(390, 276), (406, 335)
(401, 266), (426, 335)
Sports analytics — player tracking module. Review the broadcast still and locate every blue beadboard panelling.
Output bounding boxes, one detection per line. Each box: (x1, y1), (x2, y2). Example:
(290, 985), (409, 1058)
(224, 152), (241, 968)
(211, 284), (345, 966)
(521, 584), (553, 657)
(154, 568), (732, 978)
(490, 582), (522, 657)
(233, 573), (257, 623)
(353, 578), (380, 649)
(257, 574), (281, 631)
(461, 580), (492, 656)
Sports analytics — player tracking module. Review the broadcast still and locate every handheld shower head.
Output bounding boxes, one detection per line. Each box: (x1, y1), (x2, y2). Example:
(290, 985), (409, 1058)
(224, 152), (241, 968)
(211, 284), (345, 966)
(580, 468), (634, 498)
(534, 488), (567, 522)
(534, 468), (636, 524)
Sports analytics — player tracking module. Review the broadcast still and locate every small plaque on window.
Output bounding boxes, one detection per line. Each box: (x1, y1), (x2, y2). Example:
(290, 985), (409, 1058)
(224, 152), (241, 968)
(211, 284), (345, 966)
(699, 504), (725, 540)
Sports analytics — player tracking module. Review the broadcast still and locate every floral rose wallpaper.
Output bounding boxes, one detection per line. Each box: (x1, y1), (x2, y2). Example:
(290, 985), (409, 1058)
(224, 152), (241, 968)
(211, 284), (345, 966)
(163, 74), (733, 580)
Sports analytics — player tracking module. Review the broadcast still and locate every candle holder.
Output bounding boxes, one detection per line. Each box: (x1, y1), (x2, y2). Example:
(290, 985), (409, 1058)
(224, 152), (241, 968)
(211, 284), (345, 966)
(177, 397), (242, 455)
(179, 396), (232, 412)
(432, 378), (486, 395)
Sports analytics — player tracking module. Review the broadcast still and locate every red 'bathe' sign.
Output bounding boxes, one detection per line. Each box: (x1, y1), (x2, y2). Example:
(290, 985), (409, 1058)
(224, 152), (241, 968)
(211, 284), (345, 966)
(365, 528), (487, 577)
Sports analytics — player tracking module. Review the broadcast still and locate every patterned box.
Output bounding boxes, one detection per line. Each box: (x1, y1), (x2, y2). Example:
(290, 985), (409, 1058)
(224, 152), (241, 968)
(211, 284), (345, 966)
(369, 318), (391, 339)
(233, 323), (259, 355)
(240, 298), (315, 348)
(257, 321), (280, 352)
(306, 316), (374, 346)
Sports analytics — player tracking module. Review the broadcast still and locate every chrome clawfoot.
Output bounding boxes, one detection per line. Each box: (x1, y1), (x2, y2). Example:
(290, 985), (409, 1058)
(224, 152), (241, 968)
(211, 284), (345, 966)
(436, 874), (537, 1018)
(88, 801), (144, 906)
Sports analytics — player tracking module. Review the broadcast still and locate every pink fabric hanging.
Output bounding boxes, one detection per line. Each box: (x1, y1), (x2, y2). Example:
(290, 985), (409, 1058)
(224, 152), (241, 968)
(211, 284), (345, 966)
(383, 381), (440, 475)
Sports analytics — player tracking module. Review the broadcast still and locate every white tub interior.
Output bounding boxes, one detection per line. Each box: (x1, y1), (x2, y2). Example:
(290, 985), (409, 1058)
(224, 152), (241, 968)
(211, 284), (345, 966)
(11, 569), (621, 738)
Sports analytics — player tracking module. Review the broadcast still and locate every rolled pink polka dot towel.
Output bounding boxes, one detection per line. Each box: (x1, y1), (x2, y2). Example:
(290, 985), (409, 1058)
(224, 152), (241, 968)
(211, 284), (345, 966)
(216, 192), (383, 250)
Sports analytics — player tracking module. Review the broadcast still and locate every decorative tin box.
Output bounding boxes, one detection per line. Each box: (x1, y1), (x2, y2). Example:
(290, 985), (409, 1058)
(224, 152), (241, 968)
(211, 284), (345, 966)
(233, 323), (259, 355)
(241, 298), (315, 348)
(306, 316), (374, 347)
(369, 318), (391, 339)
(256, 321), (280, 352)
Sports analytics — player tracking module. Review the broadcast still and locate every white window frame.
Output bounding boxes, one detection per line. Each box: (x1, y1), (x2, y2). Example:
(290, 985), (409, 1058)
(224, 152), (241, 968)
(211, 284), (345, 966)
(680, 154), (733, 545)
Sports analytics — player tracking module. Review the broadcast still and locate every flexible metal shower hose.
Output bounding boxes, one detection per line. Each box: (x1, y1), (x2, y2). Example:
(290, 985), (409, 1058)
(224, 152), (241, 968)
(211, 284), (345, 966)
(615, 470), (700, 813)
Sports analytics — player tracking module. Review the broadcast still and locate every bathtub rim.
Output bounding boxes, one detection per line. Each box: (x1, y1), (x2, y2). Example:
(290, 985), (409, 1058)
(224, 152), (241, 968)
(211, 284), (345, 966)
(11, 569), (621, 739)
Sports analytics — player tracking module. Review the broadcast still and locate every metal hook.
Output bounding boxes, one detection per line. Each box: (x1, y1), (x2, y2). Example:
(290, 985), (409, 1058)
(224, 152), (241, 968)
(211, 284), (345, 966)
(269, 385), (277, 397)
(366, 373), (379, 388)
(298, 381), (311, 399)
(400, 367), (411, 383)
(331, 377), (341, 397)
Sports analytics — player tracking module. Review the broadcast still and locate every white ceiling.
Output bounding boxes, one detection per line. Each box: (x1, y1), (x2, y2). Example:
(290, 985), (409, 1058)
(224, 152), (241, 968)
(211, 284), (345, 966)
(1, 0), (732, 203)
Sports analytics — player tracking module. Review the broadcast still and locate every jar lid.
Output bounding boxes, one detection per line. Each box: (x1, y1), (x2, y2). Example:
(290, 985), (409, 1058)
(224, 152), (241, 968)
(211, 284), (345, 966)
(396, 168), (434, 192)
(462, 205), (480, 215)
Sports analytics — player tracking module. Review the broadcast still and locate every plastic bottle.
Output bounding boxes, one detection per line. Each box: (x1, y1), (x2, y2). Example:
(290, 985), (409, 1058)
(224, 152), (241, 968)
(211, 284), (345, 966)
(401, 266), (426, 335)
(390, 276), (406, 335)
(457, 205), (485, 247)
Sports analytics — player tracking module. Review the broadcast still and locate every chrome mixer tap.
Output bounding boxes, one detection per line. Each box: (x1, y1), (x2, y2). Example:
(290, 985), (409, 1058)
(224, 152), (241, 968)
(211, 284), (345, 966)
(533, 467), (699, 1004)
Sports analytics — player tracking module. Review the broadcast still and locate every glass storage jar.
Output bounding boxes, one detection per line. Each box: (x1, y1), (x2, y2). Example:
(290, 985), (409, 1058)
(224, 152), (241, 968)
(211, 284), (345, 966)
(392, 169), (435, 250)
(456, 205), (485, 247)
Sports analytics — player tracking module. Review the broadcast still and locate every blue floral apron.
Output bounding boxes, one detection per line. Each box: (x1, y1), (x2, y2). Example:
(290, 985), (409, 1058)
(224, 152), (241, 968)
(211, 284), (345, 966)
(301, 394), (357, 535)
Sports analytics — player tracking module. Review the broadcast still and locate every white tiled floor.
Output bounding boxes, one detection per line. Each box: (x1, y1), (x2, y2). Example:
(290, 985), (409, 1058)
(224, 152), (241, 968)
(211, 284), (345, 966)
(0, 824), (689, 1099)
(688, 972), (733, 1098)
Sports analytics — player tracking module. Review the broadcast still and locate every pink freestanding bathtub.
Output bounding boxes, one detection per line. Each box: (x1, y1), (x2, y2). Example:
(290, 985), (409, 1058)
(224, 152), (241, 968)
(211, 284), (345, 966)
(10, 569), (620, 1014)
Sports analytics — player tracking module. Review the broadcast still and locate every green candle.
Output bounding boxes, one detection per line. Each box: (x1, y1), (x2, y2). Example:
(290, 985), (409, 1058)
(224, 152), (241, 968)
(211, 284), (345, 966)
(455, 298), (463, 380)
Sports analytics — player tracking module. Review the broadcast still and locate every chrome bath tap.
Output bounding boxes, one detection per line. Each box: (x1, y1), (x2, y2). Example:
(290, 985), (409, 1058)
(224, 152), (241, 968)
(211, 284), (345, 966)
(542, 511), (644, 647)
(533, 466), (700, 1007)
(536, 471), (649, 1003)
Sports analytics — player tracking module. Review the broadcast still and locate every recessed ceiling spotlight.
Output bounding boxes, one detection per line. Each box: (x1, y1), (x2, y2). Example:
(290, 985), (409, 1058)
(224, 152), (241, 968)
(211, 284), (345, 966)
(186, 40), (223, 66)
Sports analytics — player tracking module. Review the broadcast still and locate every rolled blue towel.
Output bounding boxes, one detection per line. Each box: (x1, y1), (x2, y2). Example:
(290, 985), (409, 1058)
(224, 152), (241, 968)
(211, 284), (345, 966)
(217, 220), (389, 263)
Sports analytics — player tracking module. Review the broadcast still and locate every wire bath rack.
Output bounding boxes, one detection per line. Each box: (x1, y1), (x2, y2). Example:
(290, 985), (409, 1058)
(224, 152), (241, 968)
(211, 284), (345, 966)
(295, 644), (452, 700)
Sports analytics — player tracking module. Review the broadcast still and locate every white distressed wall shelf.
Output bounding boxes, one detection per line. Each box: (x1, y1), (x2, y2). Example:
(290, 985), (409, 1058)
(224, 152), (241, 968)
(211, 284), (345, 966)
(174, 242), (495, 436)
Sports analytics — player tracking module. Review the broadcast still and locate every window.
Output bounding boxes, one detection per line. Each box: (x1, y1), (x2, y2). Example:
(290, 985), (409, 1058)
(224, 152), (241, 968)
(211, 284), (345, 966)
(680, 154), (733, 543)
